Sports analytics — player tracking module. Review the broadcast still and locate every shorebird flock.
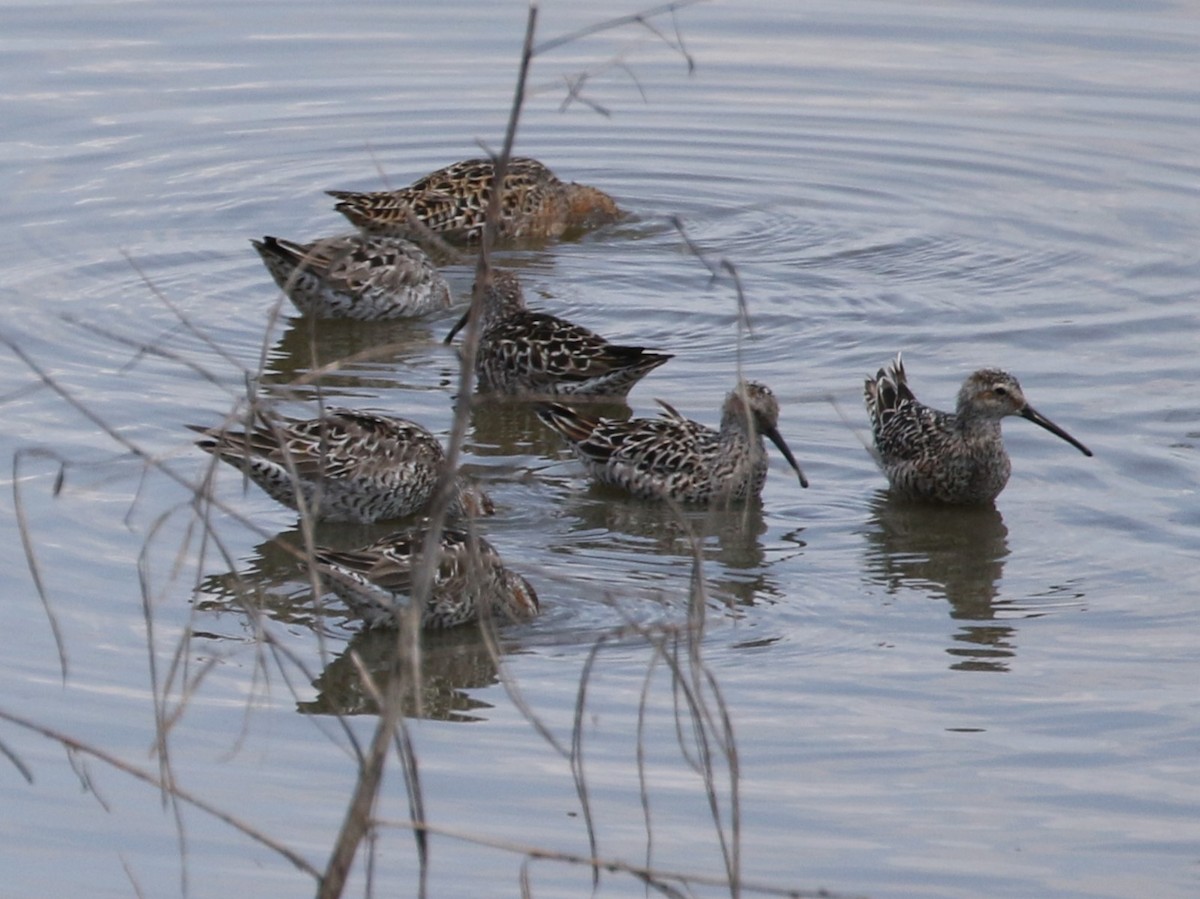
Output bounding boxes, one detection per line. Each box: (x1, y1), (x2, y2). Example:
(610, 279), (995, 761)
(197, 156), (1093, 631)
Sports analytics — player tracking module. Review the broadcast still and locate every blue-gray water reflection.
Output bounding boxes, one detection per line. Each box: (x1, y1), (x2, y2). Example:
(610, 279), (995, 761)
(862, 494), (1014, 671)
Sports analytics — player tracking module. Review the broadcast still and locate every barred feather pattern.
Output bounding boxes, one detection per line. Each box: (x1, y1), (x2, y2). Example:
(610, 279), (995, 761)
(449, 269), (672, 397)
(192, 409), (492, 523)
(313, 526), (539, 630)
(252, 234), (451, 320)
(536, 381), (808, 504)
(328, 157), (620, 243)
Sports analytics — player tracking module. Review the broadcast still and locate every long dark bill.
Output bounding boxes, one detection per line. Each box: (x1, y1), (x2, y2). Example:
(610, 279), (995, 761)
(765, 426), (810, 488)
(1020, 406), (1093, 457)
(444, 307), (472, 344)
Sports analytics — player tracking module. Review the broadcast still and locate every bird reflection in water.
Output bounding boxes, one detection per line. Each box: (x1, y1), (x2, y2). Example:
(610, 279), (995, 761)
(560, 493), (803, 612)
(194, 529), (527, 722)
(861, 492), (1013, 672)
(258, 311), (449, 397)
(297, 627), (507, 722)
(465, 393), (634, 461)
(193, 529), (332, 630)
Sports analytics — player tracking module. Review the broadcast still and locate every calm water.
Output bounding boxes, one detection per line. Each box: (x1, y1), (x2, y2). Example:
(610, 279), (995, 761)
(2, 1), (1199, 896)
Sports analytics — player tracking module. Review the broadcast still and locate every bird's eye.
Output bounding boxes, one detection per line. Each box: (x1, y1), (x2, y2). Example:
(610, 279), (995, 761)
(993, 386), (1008, 397)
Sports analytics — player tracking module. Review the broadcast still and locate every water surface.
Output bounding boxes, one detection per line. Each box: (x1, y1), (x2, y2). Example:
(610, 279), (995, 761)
(2, 1), (1199, 897)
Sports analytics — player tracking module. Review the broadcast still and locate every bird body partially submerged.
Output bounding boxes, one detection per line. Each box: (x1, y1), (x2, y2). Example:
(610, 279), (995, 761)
(252, 234), (451, 320)
(865, 354), (1092, 504)
(329, 157), (620, 243)
(445, 269), (672, 397)
(192, 409), (492, 523)
(537, 381), (808, 504)
(314, 526), (539, 630)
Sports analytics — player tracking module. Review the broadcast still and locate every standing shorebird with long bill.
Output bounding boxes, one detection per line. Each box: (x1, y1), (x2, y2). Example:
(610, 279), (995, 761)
(864, 354), (1093, 504)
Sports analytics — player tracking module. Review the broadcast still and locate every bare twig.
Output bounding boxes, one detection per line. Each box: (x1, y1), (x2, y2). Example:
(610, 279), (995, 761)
(0, 705), (322, 881)
(534, 0), (705, 62)
(570, 636), (605, 888)
(12, 447), (71, 680)
(368, 811), (864, 899)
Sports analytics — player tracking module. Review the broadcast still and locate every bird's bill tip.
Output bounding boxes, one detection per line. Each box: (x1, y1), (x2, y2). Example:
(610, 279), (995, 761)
(444, 308), (471, 344)
(766, 428), (809, 488)
(1021, 405), (1093, 457)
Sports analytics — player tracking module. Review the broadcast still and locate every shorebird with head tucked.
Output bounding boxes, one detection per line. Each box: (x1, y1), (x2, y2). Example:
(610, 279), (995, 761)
(445, 269), (672, 398)
(328, 156), (620, 244)
(191, 409), (491, 524)
(864, 354), (1093, 504)
(252, 234), (451, 320)
(536, 381), (808, 504)
(313, 525), (539, 630)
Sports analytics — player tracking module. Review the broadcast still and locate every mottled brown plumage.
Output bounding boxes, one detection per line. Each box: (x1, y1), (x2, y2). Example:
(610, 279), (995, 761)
(313, 526), (539, 630)
(192, 409), (492, 523)
(865, 354), (1093, 504)
(536, 381), (808, 504)
(328, 157), (620, 243)
(444, 269), (672, 396)
(252, 234), (451, 320)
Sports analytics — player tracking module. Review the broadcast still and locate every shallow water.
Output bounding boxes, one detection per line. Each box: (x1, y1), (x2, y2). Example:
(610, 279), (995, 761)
(2, 1), (1199, 896)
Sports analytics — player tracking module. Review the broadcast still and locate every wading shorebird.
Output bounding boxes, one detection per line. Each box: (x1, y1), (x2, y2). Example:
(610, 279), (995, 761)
(328, 156), (620, 243)
(864, 354), (1093, 504)
(252, 234), (451, 320)
(191, 409), (492, 524)
(313, 525), (539, 630)
(444, 269), (672, 397)
(536, 381), (808, 504)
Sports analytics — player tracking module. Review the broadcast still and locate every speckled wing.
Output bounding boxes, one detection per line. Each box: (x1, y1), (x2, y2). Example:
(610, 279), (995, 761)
(314, 544), (412, 595)
(273, 410), (442, 480)
(252, 234), (449, 319)
(330, 157), (561, 241)
(314, 530), (429, 596)
(312, 533), (421, 627)
(875, 403), (956, 468)
(481, 311), (671, 394)
(196, 410), (439, 478)
(601, 417), (718, 479)
(324, 236), (442, 295)
(314, 528), (534, 630)
(327, 187), (461, 234)
(411, 157), (560, 217)
(551, 407), (715, 478)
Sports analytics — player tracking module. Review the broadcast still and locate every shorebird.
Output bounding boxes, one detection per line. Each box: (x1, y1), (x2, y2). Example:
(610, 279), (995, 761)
(864, 353), (1093, 504)
(313, 525), (539, 630)
(192, 409), (492, 523)
(252, 234), (451, 320)
(536, 381), (808, 504)
(328, 156), (620, 243)
(444, 269), (672, 397)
